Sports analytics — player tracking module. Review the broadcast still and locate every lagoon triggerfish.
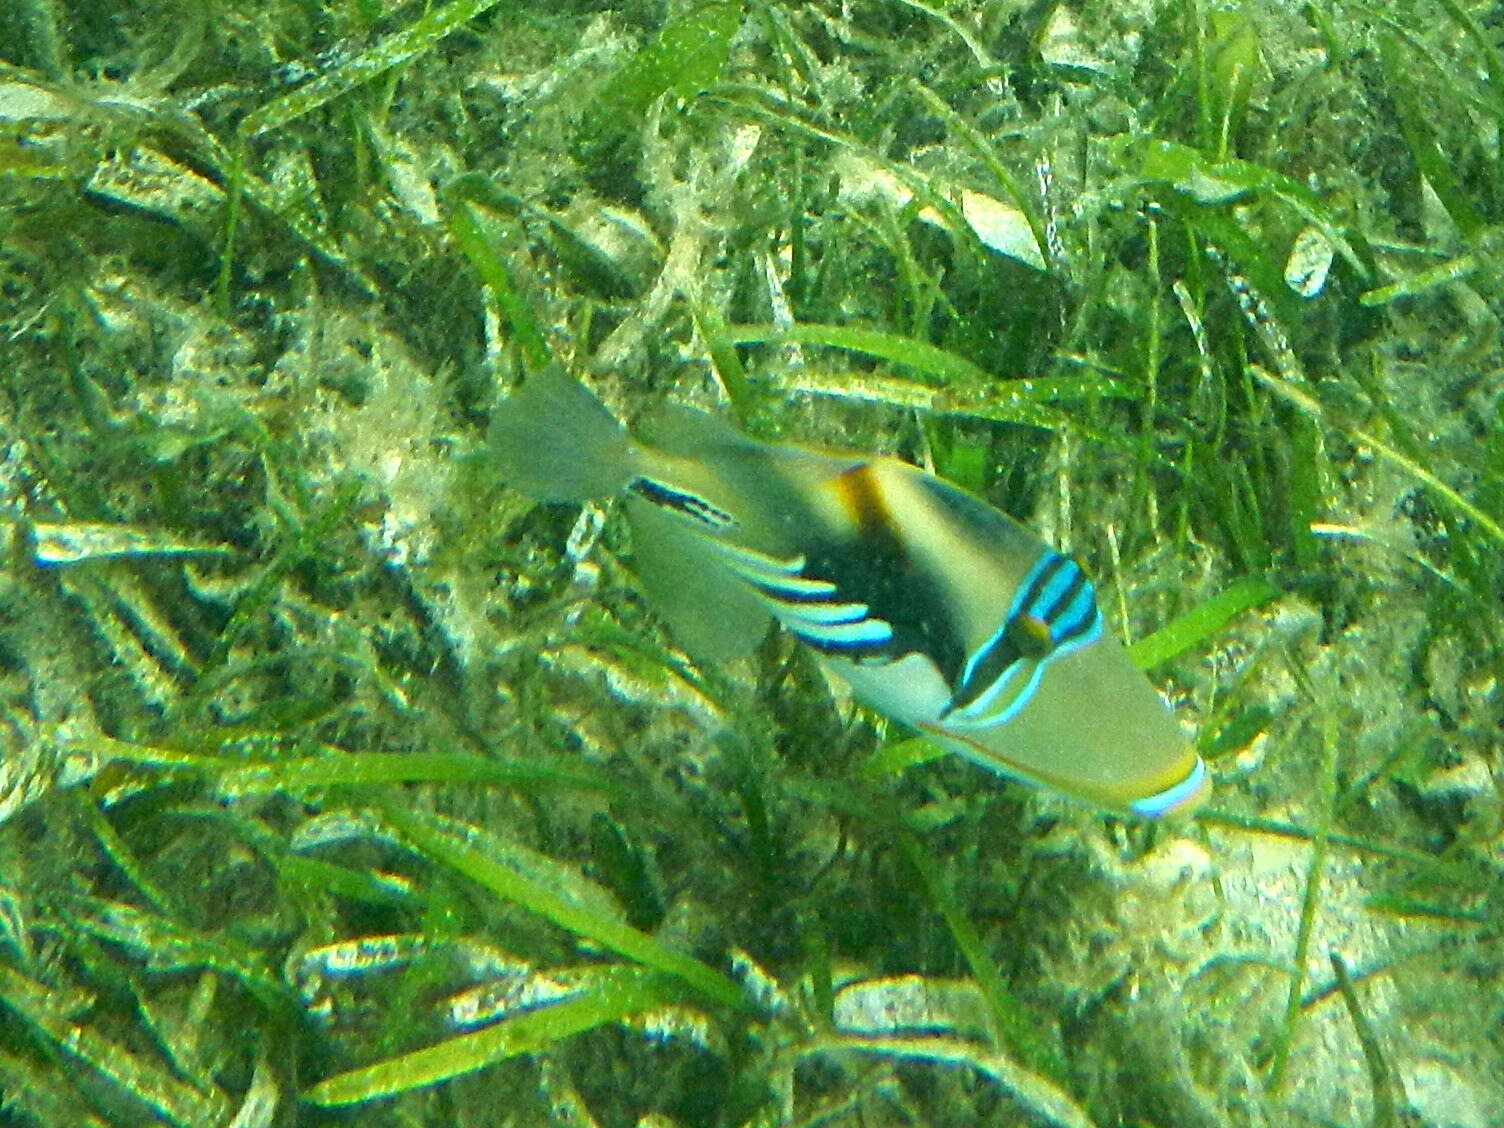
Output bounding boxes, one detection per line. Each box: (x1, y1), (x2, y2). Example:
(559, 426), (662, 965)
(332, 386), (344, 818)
(490, 368), (1206, 818)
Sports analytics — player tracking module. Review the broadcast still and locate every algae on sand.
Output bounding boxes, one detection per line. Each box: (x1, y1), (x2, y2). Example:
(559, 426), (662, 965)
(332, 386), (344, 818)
(1, 1), (1501, 1125)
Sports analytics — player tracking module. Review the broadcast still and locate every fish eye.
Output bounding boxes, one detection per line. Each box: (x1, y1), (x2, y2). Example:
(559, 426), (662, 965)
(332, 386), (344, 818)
(1005, 615), (1054, 658)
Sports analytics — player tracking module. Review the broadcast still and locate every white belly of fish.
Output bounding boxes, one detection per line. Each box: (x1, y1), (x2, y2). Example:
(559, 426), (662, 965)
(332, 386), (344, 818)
(825, 652), (953, 729)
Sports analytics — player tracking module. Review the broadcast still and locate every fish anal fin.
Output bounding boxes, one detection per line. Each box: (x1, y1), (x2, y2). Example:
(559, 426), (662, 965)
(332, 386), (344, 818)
(624, 495), (773, 663)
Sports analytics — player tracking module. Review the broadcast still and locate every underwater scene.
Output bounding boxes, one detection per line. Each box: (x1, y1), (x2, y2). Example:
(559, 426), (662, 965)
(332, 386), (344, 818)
(0, 1), (1500, 1125)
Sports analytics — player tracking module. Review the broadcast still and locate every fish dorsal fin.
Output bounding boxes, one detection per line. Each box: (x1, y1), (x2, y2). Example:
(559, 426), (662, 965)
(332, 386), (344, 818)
(624, 494), (773, 663)
(639, 401), (755, 458)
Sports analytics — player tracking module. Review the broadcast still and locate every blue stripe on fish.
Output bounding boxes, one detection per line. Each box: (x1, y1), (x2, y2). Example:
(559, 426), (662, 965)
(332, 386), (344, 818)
(709, 541), (805, 577)
(769, 598), (872, 626)
(947, 662), (1047, 730)
(1010, 551), (1103, 654)
(710, 544), (846, 604)
(944, 552), (1103, 728)
(789, 616), (895, 653)
(746, 573), (842, 603)
(1128, 756), (1207, 818)
(703, 539), (896, 657)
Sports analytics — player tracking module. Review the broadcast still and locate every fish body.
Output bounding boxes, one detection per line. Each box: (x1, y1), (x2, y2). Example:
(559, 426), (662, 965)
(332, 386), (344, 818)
(490, 368), (1206, 818)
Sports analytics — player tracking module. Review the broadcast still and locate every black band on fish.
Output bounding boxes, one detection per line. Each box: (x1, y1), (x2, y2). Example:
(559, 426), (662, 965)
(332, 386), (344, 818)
(630, 476), (737, 531)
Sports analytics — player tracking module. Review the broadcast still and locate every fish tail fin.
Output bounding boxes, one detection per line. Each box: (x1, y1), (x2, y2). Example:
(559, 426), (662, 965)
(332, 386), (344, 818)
(488, 367), (637, 502)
